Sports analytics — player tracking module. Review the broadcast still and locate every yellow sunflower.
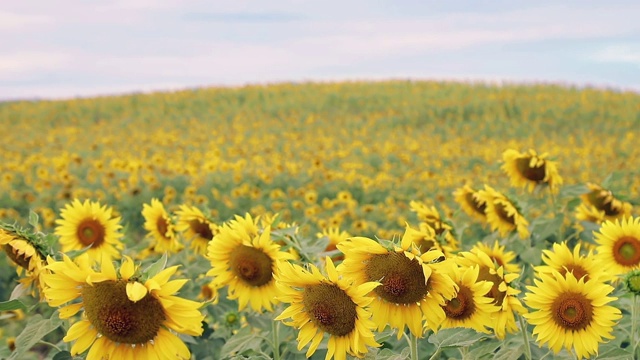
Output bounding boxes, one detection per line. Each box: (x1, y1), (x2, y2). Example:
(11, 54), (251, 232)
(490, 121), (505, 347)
(317, 227), (351, 261)
(275, 258), (380, 360)
(523, 271), (621, 359)
(593, 217), (640, 277)
(55, 199), (124, 262)
(41, 255), (204, 360)
(174, 204), (217, 255)
(581, 182), (633, 221)
(440, 264), (499, 333)
(453, 185), (488, 222)
(206, 213), (294, 312)
(501, 148), (563, 193)
(142, 198), (182, 253)
(536, 241), (611, 282)
(574, 203), (606, 232)
(455, 249), (526, 339)
(0, 226), (48, 296)
(476, 185), (530, 239)
(400, 222), (445, 255)
(409, 201), (459, 253)
(336, 229), (457, 337)
(471, 241), (520, 274)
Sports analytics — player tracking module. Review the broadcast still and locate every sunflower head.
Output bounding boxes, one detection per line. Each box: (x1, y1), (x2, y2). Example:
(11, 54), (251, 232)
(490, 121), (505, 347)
(141, 198), (182, 253)
(1, 223), (52, 297)
(174, 204), (218, 255)
(501, 149), (563, 193)
(582, 182), (632, 220)
(624, 269), (640, 295)
(477, 186), (530, 239)
(594, 216), (640, 277)
(453, 185), (487, 222)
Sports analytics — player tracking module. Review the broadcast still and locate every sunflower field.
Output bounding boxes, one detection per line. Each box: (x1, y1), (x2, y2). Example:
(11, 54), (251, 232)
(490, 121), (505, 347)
(1, 80), (640, 360)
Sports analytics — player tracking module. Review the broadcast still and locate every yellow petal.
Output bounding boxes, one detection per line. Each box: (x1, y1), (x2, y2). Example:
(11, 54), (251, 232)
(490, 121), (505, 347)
(120, 256), (135, 280)
(126, 281), (148, 302)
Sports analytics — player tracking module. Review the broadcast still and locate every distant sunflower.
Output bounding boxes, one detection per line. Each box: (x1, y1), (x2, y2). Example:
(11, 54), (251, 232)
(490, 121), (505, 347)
(501, 149), (563, 193)
(317, 227), (351, 261)
(455, 250), (526, 339)
(41, 255), (204, 360)
(55, 199), (124, 262)
(174, 204), (217, 255)
(574, 203), (606, 231)
(477, 186), (529, 239)
(400, 222), (445, 255)
(453, 185), (487, 222)
(536, 242), (610, 282)
(440, 265), (499, 333)
(0, 226), (48, 296)
(206, 213), (294, 312)
(142, 198), (182, 253)
(275, 258), (380, 360)
(337, 231), (457, 336)
(594, 217), (640, 277)
(471, 241), (520, 274)
(409, 201), (459, 253)
(581, 183), (632, 221)
(524, 271), (621, 359)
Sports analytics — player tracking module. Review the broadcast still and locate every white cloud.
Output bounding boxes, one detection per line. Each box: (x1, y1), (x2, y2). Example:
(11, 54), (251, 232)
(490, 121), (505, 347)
(592, 44), (640, 66)
(0, 11), (51, 30)
(0, 52), (73, 78)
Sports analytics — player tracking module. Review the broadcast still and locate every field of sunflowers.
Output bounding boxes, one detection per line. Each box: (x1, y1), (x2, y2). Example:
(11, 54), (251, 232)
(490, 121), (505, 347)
(0, 80), (639, 360)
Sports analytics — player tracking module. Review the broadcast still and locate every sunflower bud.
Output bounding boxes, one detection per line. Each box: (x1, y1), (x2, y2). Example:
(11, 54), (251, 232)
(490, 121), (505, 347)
(624, 269), (640, 295)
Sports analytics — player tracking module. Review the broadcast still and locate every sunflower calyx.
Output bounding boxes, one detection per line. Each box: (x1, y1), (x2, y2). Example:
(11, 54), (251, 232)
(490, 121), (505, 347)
(624, 270), (640, 295)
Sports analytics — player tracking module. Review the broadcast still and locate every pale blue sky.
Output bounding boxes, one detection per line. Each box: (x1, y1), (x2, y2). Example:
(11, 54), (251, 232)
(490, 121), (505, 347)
(1, 0), (639, 100)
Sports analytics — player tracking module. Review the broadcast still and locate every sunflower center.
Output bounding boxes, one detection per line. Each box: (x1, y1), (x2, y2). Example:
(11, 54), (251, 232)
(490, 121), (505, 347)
(612, 236), (640, 266)
(76, 219), (106, 247)
(3, 244), (32, 269)
(586, 192), (620, 216)
(516, 158), (546, 182)
(560, 264), (589, 282)
(477, 266), (506, 307)
(494, 202), (516, 225)
(551, 291), (593, 330)
(465, 193), (486, 215)
(443, 285), (475, 320)
(156, 217), (169, 238)
(82, 281), (166, 344)
(365, 252), (427, 304)
(417, 239), (436, 253)
(302, 283), (357, 336)
(189, 220), (213, 240)
(229, 245), (273, 287)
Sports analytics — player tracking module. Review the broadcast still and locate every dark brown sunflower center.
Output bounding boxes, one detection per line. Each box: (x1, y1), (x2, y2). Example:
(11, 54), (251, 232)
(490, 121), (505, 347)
(560, 264), (589, 282)
(465, 193), (486, 215)
(302, 283), (357, 336)
(417, 239), (436, 253)
(76, 219), (106, 247)
(156, 217), (169, 238)
(516, 158), (546, 182)
(443, 285), (475, 320)
(551, 291), (593, 330)
(3, 244), (32, 269)
(82, 281), (166, 344)
(613, 236), (640, 266)
(229, 245), (273, 287)
(494, 202), (516, 226)
(365, 252), (427, 304)
(477, 266), (506, 307)
(189, 220), (213, 240)
(586, 191), (620, 216)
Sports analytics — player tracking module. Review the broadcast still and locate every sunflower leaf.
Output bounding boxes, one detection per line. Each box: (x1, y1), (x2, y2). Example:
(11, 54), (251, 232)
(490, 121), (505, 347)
(9, 312), (63, 360)
(427, 328), (487, 348)
(0, 299), (27, 312)
(219, 326), (266, 358)
(52, 351), (73, 360)
(143, 252), (168, 279)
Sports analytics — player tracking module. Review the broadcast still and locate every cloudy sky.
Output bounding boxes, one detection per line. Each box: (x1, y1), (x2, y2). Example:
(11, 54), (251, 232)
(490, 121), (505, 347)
(2, 0), (639, 100)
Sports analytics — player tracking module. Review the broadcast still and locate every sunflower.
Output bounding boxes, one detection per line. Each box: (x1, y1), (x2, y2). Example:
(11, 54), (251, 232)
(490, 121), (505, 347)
(206, 213), (294, 312)
(440, 264), (499, 333)
(593, 217), (640, 277)
(400, 222), (444, 255)
(536, 242), (610, 282)
(54, 199), (124, 262)
(581, 182), (632, 221)
(0, 225), (49, 296)
(275, 258), (380, 360)
(174, 204), (217, 255)
(574, 203), (606, 232)
(409, 201), (459, 253)
(41, 255), (204, 360)
(501, 149), (563, 193)
(476, 186), (530, 239)
(317, 227), (351, 261)
(142, 198), (182, 253)
(471, 241), (520, 274)
(455, 249), (526, 339)
(453, 185), (488, 222)
(523, 271), (621, 359)
(337, 230), (457, 337)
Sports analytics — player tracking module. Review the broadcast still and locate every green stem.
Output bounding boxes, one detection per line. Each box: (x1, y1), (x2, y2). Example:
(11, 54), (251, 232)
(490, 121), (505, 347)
(519, 314), (532, 360)
(428, 347), (441, 360)
(272, 319), (281, 360)
(406, 332), (419, 360)
(37, 341), (62, 352)
(632, 295), (639, 358)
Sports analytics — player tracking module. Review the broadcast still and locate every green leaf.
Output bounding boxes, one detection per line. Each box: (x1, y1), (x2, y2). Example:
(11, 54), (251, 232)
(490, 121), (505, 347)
(9, 284), (30, 300)
(9, 313), (63, 360)
(219, 326), (266, 358)
(27, 211), (39, 229)
(0, 299), (27, 312)
(52, 351), (73, 360)
(595, 346), (634, 359)
(492, 344), (523, 360)
(428, 328), (487, 348)
(143, 252), (168, 279)
(558, 184), (588, 199)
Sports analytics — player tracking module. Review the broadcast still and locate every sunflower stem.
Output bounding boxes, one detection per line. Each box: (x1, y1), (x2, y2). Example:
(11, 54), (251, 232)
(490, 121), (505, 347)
(632, 294), (639, 358)
(407, 331), (419, 360)
(272, 318), (281, 360)
(519, 314), (532, 360)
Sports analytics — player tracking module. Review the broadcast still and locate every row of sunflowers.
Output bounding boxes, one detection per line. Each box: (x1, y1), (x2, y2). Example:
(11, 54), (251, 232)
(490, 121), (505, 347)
(2, 145), (640, 359)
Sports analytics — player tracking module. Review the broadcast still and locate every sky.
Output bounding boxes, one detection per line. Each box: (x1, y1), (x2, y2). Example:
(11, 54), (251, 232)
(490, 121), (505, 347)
(1, 0), (639, 100)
